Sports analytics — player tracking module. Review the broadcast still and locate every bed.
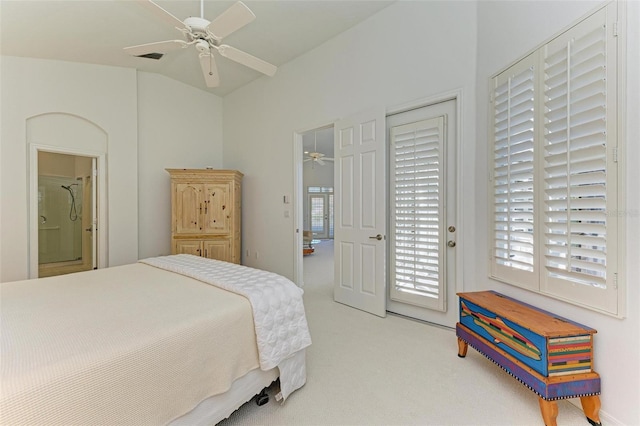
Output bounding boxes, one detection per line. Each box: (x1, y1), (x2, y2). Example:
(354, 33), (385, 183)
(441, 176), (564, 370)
(0, 254), (312, 425)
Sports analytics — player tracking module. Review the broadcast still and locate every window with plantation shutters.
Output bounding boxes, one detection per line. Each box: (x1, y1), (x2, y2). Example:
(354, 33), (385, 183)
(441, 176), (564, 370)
(541, 6), (618, 312)
(489, 2), (622, 316)
(491, 55), (537, 289)
(390, 116), (445, 310)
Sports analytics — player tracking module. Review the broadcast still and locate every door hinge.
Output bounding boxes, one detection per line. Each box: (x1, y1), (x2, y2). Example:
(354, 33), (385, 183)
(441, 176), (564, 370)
(613, 147), (618, 163)
(613, 272), (618, 289)
(488, 171), (493, 182)
(613, 21), (619, 37)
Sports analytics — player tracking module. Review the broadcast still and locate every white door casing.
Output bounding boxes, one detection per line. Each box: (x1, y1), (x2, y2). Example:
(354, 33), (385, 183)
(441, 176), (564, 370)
(386, 99), (458, 327)
(91, 157), (98, 269)
(29, 145), (106, 278)
(333, 108), (386, 317)
(27, 113), (108, 278)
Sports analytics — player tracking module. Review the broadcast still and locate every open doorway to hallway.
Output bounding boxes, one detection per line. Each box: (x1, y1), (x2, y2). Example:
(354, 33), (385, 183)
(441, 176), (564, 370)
(298, 125), (334, 285)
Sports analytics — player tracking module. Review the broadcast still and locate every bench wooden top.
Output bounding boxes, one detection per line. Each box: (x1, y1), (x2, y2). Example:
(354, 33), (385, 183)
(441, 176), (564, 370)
(458, 291), (596, 337)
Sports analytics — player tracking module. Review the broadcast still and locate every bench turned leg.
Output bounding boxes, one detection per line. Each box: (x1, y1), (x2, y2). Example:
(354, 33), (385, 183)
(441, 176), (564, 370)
(457, 337), (468, 358)
(580, 395), (602, 426)
(538, 398), (558, 426)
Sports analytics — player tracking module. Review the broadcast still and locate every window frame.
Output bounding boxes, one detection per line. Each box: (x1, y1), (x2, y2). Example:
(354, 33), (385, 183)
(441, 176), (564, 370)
(487, 0), (626, 317)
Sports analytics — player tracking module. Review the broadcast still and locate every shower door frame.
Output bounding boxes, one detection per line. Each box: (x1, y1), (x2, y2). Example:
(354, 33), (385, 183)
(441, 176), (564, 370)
(28, 144), (107, 278)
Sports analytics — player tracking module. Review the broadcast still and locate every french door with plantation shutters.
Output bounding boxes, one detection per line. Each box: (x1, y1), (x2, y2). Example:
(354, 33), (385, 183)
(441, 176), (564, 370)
(387, 100), (458, 327)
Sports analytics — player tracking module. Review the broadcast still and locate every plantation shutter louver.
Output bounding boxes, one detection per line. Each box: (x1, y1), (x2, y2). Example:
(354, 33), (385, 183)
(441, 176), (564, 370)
(490, 54), (538, 289)
(390, 117), (445, 310)
(541, 5), (618, 312)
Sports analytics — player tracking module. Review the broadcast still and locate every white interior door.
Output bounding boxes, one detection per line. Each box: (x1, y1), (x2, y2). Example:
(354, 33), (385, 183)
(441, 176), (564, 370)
(333, 108), (386, 317)
(387, 100), (458, 327)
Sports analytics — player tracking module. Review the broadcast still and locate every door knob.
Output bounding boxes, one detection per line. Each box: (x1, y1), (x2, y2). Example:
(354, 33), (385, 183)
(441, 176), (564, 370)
(447, 240), (456, 247)
(369, 234), (383, 241)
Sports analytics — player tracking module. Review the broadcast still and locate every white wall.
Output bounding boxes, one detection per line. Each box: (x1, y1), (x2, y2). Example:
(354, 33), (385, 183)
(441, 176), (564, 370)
(136, 72), (223, 259)
(0, 57), (138, 281)
(0, 58), (224, 280)
(475, 1), (640, 425)
(223, 1), (478, 278)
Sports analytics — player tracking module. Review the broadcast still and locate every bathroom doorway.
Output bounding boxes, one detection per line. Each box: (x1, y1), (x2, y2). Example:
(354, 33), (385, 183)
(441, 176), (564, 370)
(37, 151), (96, 277)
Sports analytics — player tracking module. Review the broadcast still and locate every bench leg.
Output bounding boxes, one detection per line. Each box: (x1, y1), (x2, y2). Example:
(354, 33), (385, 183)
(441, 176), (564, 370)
(580, 395), (602, 426)
(457, 337), (468, 358)
(538, 398), (558, 426)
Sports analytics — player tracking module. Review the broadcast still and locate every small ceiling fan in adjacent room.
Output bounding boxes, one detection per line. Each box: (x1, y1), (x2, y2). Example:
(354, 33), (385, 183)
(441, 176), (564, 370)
(124, 0), (277, 88)
(304, 132), (334, 166)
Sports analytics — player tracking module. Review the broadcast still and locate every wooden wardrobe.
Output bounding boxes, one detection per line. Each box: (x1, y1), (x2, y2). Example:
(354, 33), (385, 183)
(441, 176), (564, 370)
(167, 169), (242, 264)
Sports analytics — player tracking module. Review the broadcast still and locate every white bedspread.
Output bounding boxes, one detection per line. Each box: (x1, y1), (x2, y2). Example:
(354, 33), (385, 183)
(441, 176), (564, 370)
(0, 259), (305, 425)
(140, 254), (312, 400)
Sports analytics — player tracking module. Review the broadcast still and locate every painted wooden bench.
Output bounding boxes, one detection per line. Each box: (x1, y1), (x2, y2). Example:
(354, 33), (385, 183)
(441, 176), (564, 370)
(456, 291), (601, 426)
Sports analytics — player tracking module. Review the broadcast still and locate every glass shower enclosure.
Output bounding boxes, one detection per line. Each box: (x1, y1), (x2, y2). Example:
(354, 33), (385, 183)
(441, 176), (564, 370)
(38, 175), (84, 264)
(37, 151), (94, 277)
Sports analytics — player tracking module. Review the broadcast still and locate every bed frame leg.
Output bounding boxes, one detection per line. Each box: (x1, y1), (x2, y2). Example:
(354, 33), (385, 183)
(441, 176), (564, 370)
(256, 388), (269, 406)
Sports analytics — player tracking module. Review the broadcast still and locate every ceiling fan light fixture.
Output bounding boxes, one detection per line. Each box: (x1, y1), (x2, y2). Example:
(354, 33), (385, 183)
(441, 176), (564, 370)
(195, 39), (210, 53)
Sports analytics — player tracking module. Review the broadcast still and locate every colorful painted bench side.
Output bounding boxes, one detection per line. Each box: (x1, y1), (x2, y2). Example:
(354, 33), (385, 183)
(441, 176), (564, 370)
(456, 291), (602, 426)
(456, 324), (601, 400)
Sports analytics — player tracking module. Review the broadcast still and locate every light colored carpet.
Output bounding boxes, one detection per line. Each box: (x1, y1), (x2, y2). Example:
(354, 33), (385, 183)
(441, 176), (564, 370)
(219, 240), (588, 425)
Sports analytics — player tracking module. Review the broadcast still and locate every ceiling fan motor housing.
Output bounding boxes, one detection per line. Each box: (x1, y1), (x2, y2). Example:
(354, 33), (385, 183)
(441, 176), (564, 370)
(184, 17), (211, 38)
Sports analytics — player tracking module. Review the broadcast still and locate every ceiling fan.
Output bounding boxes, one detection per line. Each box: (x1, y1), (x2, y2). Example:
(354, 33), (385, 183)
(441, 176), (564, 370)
(304, 132), (334, 166)
(124, 0), (277, 88)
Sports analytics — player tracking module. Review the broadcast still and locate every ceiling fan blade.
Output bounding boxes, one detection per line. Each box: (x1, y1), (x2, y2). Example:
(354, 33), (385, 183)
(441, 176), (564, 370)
(316, 158), (325, 166)
(199, 52), (220, 87)
(304, 158), (312, 163)
(217, 44), (277, 76)
(124, 40), (188, 57)
(207, 1), (255, 40)
(139, 0), (186, 29)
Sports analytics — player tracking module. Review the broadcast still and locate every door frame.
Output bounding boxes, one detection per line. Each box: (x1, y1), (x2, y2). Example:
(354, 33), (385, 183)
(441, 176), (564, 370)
(29, 144), (107, 278)
(386, 89), (465, 322)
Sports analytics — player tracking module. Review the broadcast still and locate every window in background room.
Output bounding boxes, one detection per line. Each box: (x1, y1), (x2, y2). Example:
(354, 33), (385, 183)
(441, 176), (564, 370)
(308, 186), (334, 239)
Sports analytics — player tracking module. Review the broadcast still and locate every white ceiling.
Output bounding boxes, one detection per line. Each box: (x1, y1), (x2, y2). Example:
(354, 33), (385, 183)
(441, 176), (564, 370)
(0, 0), (393, 97)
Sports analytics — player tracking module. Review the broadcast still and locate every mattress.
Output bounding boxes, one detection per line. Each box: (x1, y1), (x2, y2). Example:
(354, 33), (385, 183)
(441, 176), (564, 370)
(0, 258), (309, 425)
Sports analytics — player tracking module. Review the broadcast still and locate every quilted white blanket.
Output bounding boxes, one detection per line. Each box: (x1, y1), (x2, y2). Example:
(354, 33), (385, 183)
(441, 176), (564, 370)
(141, 254), (312, 400)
